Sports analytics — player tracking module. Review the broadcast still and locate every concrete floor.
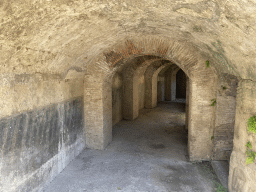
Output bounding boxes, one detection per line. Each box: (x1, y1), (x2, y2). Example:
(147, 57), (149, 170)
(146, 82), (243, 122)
(42, 102), (226, 192)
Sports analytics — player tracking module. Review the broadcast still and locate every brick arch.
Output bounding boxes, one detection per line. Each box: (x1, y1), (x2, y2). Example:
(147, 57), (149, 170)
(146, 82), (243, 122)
(85, 36), (201, 80)
(84, 36), (218, 161)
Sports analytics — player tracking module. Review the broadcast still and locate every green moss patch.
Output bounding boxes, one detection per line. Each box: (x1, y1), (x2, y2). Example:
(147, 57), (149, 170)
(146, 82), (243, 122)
(247, 115), (256, 134)
(211, 99), (216, 106)
(222, 86), (227, 90)
(206, 60), (210, 68)
(245, 141), (256, 165)
(245, 141), (252, 149)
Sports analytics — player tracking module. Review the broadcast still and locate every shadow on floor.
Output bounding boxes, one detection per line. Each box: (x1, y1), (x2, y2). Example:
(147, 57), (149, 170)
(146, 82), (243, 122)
(42, 102), (228, 192)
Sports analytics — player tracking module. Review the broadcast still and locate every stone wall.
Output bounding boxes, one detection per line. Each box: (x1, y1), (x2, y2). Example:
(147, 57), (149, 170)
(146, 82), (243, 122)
(138, 74), (145, 110)
(0, 97), (85, 192)
(164, 65), (180, 101)
(213, 73), (238, 160)
(157, 76), (165, 102)
(112, 73), (123, 125)
(187, 60), (218, 161)
(185, 76), (190, 131)
(145, 61), (169, 109)
(229, 80), (256, 192)
(0, 71), (85, 192)
(0, 71), (84, 119)
(0, 0), (255, 190)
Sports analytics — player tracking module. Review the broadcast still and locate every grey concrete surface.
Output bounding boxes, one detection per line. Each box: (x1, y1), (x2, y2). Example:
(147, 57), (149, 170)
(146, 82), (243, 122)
(42, 102), (217, 192)
(211, 161), (229, 189)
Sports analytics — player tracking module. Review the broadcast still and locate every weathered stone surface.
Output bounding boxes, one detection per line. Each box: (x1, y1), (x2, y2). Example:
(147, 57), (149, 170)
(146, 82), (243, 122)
(232, 167), (247, 192)
(0, 0), (255, 191)
(0, 0), (255, 79)
(0, 97), (85, 192)
(213, 73), (238, 161)
(229, 80), (256, 192)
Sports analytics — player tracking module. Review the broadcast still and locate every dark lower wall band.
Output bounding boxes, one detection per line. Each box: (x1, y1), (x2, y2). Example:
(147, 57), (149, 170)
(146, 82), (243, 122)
(0, 96), (85, 192)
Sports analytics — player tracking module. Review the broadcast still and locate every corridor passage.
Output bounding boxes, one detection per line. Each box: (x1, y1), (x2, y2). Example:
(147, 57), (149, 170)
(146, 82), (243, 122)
(42, 102), (219, 192)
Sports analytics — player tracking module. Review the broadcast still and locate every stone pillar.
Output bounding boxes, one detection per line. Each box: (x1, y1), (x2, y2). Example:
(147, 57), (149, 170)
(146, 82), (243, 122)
(157, 76), (165, 102)
(138, 74), (145, 110)
(122, 59), (161, 120)
(145, 65), (156, 108)
(171, 71), (176, 101)
(122, 69), (139, 120)
(84, 74), (112, 150)
(164, 69), (172, 101)
(212, 74), (238, 160)
(164, 65), (180, 101)
(112, 73), (123, 126)
(171, 67), (180, 101)
(188, 69), (218, 161)
(229, 80), (256, 192)
(145, 63), (169, 108)
(185, 76), (189, 130)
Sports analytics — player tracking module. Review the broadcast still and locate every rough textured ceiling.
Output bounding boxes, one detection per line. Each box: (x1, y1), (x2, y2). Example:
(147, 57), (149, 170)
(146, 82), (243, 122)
(0, 0), (255, 80)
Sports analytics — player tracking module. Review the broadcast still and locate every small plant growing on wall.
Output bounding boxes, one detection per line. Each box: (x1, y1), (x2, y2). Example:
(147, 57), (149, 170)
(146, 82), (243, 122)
(222, 86), (227, 90)
(245, 141), (256, 165)
(247, 115), (256, 134)
(205, 60), (210, 68)
(211, 99), (216, 106)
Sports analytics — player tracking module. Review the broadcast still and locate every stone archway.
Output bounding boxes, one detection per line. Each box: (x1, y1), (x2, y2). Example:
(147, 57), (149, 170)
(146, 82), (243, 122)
(84, 36), (218, 161)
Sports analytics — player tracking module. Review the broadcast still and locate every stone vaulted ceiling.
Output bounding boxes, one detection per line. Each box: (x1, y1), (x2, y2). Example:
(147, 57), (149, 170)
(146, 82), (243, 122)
(0, 0), (255, 79)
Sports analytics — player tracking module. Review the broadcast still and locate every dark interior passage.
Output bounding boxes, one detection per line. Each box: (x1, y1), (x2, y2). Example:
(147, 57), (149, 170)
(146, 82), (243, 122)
(176, 69), (186, 99)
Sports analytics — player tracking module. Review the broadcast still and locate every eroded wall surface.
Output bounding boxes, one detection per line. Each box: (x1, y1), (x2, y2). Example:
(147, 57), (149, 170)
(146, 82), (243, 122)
(213, 73), (238, 161)
(0, 73), (85, 192)
(229, 80), (256, 192)
(0, 0), (255, 190)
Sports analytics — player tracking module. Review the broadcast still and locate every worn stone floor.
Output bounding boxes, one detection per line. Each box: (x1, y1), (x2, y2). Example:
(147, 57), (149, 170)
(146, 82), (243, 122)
(42, 102), (226, 192)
